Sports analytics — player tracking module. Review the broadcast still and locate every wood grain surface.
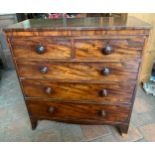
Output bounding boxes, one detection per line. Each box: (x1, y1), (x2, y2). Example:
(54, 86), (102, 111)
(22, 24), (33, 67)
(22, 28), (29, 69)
(16, 60), (139, 83)
(11, 37), (72, 59)
(22, 79), (135, 103)
(4, 17), (150, 134)
(26, 99), (130, 124)
(75, 38), (144, 60)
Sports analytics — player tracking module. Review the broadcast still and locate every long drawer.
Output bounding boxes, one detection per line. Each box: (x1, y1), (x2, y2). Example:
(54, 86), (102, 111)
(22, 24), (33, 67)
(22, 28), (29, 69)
(22, 79), (135, 103)
(16, 60), (139, 83)
(11, 37), (72, 59)
(26, 99), (130, 124)
(26, 100), (130, 124)
(74, 38), (144, 60)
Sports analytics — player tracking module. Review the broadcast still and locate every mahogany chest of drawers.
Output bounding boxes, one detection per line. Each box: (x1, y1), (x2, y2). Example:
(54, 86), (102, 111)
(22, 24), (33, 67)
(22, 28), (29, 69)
(4, 17), (151, 135)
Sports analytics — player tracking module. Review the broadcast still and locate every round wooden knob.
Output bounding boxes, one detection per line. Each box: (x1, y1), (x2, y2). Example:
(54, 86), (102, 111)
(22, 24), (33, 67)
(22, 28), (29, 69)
(48, 107), (54, 113)
(100, 89), (108, 97)
(101, 67), (110, 75)
(40, 66), (48, 74)
(101, 110), (106, 117)
(45, 87), (53, 94)
(36, 45), (45, 54)
(102, 44), (112, 55)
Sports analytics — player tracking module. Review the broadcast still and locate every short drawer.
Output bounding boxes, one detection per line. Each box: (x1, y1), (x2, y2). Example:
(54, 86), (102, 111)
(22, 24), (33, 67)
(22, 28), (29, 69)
(16, 60), (139, 83)
(10, 37), (72, 59)
(22, 79), (135, 103)
(74, 38), (144, 61)
(26, 99), (130, 123)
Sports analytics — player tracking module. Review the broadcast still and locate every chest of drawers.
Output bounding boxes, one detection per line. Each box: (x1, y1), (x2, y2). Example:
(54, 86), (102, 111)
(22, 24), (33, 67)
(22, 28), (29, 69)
(4, 17), (151, 135)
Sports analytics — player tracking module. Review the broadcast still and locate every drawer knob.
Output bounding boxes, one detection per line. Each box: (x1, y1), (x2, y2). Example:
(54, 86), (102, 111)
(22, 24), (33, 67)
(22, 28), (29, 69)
(48, 107), (55, 113)
(101, 110), (106, 117)
(45, 87), (53, 94)
(102, 44), (112, 55)
(40, 66), (48, 74)
(36, 45), (45, 54)
(101, 67), (110, 75)
(100, 89), (108, 97)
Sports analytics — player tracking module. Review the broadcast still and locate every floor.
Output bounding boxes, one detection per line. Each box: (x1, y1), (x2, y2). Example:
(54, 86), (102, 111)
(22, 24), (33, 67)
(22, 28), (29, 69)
(0, 70), (155, 142)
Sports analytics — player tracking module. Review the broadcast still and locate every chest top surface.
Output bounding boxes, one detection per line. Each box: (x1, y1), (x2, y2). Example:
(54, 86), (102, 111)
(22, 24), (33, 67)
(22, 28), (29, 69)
(3, 16), (151, 32)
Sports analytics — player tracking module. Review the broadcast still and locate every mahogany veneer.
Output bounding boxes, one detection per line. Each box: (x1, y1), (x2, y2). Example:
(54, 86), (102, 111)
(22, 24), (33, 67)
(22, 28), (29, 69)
(4, 17), (151, 135)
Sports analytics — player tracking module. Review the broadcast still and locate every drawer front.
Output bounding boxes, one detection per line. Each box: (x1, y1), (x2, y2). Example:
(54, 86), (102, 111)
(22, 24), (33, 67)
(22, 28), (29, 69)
(11, 37), (72, 59)
(16, 60), (139, 83)
(22, 80), (135, 103)
(26, 100), (130, 123)
(75, 38), (144, 60)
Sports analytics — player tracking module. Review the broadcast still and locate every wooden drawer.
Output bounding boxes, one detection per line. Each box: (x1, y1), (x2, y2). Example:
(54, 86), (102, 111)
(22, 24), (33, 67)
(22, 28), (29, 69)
(10, 37), (72, 59)
(16, 60), (139, 83)
(22, 79), (135, 103)
(26, 99), (130, 124)
(74, 38), (144, 61)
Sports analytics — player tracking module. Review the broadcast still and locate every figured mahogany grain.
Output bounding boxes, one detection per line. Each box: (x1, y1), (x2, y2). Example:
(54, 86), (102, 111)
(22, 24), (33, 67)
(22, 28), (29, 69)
(11, 37), (72, 59)
(21, 79), (135, 103)
(75, 38), (144, 60)
(3, 17), (151, 134)
(5, 29), (149, 37)
(26, 99), (130, 124)
(16, 60), (139, 83)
